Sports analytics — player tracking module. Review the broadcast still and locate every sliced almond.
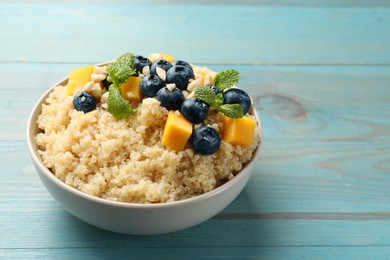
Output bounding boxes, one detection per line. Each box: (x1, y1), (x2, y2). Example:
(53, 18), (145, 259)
(142, 66), (150, 76)
(93, 66), (106, 74)
(187, 78), (203, 92)
(100, 92), (109, 104)
(149, 53), (163, 63)
(182, 90), (190, 98)
(156, 67), (166, 81)
(186, 90), (195, 99)
(166, 83), (176, 92)
(91, 73), (106, 82)
(203, 73), (214, 86)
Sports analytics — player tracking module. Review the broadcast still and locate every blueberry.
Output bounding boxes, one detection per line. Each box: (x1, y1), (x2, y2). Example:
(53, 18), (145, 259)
(191, 126), (221, 155)
(156, 87), (185, 110)
(140, 74), (165, 97)
(166, 65), (195, 90)
(180, 98), (209, 124)
(172, 60), (193, 72)
(134, 55), (152, 73)
(223, 88), (252, 115)
(208, 85), (221, 95)
(150, 59), (173, 75)
(73, 92), (97, 113)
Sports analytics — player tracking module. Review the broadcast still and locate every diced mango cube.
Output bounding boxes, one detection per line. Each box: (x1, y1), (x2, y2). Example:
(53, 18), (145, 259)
(162, 111), (193, 152)
(120, 76), (143, 102)
(221, 115), (256, 146)
(161, 53), (176, 63)
(66, 65), (95, 96)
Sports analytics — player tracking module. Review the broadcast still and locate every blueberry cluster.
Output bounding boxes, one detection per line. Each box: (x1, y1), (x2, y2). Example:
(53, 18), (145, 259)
(135, 56), (220, 154)
(136, 55), (254, 155)
(136, 55), (195, 110)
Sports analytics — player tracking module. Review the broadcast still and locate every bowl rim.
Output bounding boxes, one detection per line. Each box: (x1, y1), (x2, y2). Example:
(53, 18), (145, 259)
(27, 63), (262, 210)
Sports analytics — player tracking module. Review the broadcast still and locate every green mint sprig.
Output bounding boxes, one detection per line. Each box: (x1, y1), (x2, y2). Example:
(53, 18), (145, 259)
(214, 69), (240, 92)
(106, 52), (137, 85)
(107, 84), (136, 119)
(195, 86), (243, 118)
(106, 52), (137, 119)
(194, 69), (243, 118)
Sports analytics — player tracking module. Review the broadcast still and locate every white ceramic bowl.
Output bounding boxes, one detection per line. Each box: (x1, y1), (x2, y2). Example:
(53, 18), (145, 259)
(26, 72), (261, 235)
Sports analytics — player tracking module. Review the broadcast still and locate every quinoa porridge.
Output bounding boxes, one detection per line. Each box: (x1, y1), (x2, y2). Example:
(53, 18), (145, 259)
(35, 53), (261, 203)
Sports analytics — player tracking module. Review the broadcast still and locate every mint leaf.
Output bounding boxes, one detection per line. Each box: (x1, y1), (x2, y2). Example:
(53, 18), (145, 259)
(195, 85), (244, 118)
(194, 86), (217, 107)
(214, 69), (240, 92)
(220, 104), (244, 118)
(215, 93), (224, 107)
(107, 84), (136, 119)
(106, 53), (137, 85)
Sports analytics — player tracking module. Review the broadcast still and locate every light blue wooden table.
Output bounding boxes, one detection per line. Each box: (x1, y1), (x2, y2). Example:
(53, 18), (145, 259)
(1, 1), (390, 259)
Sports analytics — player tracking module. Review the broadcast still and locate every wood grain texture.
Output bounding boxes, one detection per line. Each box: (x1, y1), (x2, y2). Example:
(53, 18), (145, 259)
(1, 140), (390, 253)
(1, 0), (390, 259)
(1, 63), (389, 141)
(3, 247), (390, 260)
(2, 140), (390, 214)
(0, 3), (389, 65)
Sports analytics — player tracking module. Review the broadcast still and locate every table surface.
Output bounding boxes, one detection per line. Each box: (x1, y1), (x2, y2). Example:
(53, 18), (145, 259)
(1, 0), (390, 259)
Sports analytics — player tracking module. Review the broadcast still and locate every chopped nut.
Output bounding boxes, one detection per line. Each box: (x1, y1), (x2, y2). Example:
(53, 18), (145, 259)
(100, 92), (109, 104)
(91, 66), (107, 83)
(185, 148), (194, 158)
(186, 90), (195, 99)
(182, 90), (190, 98)
(93, 66), (106, 74)
(187, 78), (202, 92)
(142, 66), (150, 76)
(81, 81), (104, 100)
(211, 123), (219, 131)
(91, 73), (106, 82)
(143, 97), (160, 105)
(149, 53), (163, 63)
(156, 67), (166, 81)
(203, 73), (214, 86)
(72, 86), (83, 96)
(166, 83), (176, 92)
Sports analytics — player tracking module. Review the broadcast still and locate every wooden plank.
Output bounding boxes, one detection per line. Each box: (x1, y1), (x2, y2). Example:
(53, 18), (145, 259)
(2, 63), (389, 141)
(2, 246), (390, 260)
(3, 207), (390, 248)
(0, 3), (389, 64)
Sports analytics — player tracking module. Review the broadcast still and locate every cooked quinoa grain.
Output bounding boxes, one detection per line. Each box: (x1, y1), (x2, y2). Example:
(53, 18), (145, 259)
(36, 84), (260, 203)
